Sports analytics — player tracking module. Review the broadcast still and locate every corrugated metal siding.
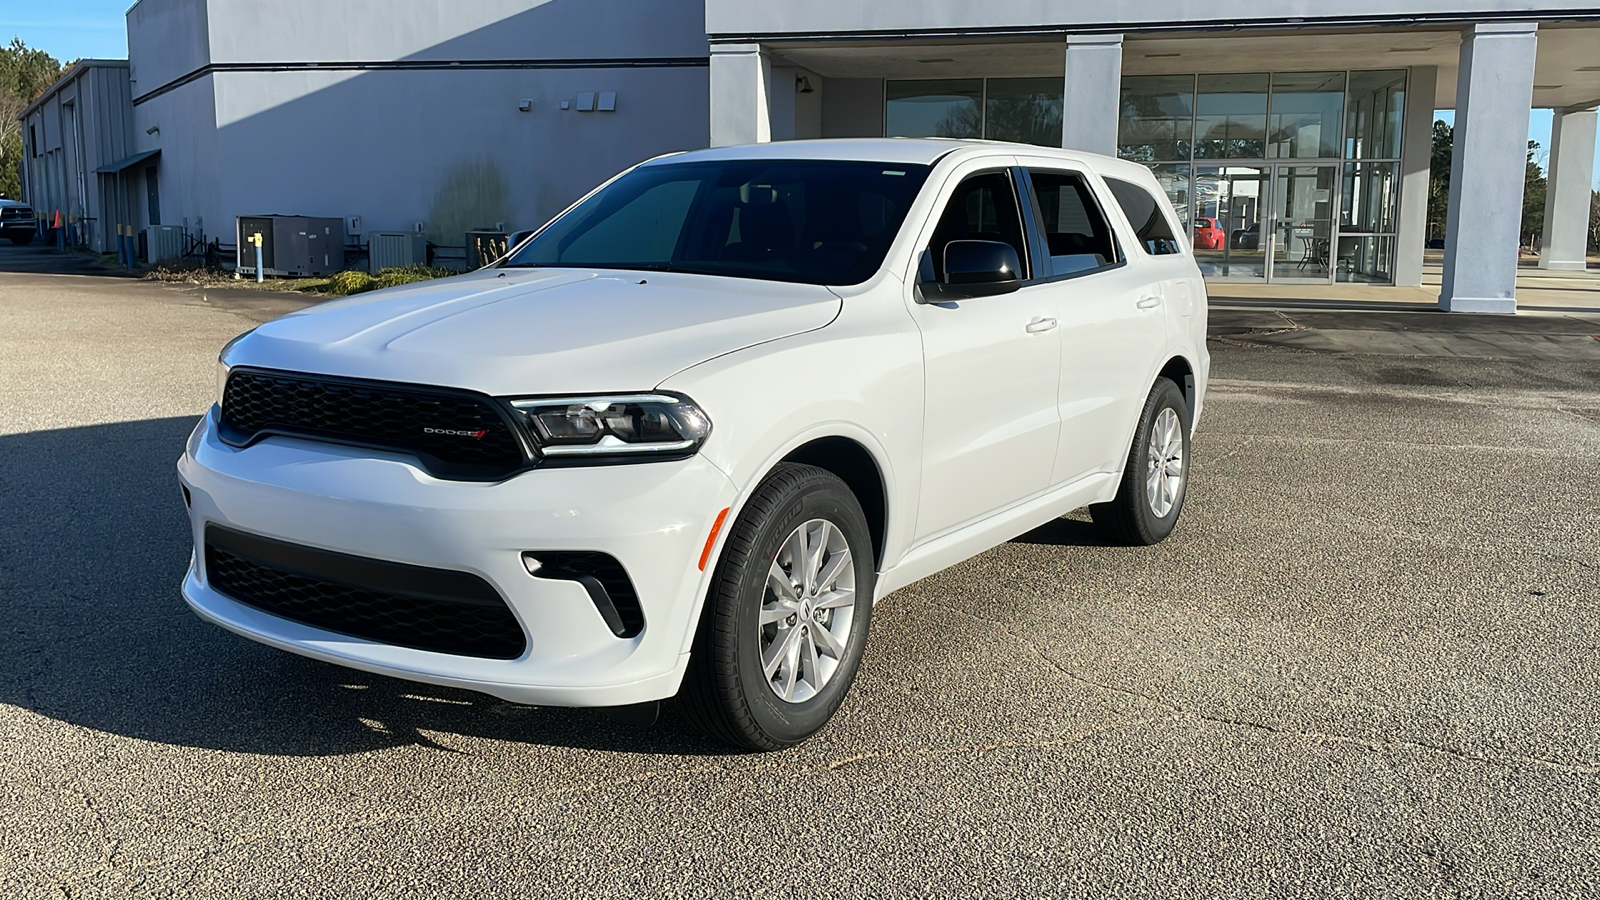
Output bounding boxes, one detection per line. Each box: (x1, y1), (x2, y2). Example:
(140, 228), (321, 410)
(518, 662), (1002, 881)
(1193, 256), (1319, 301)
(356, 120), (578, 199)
(20, 64), (135, 251)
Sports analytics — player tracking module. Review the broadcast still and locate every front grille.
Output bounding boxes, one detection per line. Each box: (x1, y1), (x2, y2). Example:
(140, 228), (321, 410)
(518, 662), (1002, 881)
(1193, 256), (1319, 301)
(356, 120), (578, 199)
(220, 368), (528, 480)
(204, 525), (527, 659)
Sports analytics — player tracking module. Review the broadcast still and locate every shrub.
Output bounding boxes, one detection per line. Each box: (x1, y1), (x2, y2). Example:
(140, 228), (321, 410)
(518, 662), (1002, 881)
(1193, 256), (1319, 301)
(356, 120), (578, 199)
(326, 269), (377, 296)
(374, 265), (452, 290)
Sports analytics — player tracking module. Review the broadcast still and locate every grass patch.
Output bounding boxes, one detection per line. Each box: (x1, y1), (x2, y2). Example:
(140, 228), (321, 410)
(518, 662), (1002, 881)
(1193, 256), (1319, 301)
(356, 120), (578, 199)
(142, 261), (454, 297)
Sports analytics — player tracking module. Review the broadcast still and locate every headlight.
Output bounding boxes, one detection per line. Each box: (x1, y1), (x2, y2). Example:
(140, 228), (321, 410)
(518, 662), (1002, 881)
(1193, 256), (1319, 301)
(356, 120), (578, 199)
(509, 393), (711, 458)
(216, 328), (256, 407)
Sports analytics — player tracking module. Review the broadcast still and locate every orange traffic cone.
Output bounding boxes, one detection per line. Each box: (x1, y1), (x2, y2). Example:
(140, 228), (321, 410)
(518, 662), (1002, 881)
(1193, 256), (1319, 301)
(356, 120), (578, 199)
(53, 209), (62, 229)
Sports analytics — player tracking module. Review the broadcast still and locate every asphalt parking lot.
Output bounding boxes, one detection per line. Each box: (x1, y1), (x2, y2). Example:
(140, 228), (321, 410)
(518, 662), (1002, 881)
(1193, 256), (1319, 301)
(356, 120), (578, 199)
(2, 244), (1598, 898)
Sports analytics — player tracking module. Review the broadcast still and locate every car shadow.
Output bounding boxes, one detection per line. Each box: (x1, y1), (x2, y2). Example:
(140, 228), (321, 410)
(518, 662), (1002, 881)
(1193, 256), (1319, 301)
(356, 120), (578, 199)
(0, 417), (730, 757)
(1008, 515), (1124, 548)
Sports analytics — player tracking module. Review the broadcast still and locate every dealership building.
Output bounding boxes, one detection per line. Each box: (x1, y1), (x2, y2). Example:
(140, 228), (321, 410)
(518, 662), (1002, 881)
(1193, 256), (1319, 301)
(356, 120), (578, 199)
(18, 1), (1600, 312)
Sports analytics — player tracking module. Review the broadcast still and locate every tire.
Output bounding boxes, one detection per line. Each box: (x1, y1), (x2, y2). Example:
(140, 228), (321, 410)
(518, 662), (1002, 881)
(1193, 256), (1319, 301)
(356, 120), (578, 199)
(8, 233), (32, 246)
(1090, 377), (1192, 546)
(680, 463), (876, 751)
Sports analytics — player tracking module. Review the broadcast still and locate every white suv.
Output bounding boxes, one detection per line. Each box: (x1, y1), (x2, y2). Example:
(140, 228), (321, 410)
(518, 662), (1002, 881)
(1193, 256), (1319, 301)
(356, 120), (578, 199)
(179, 139), (1208, 750)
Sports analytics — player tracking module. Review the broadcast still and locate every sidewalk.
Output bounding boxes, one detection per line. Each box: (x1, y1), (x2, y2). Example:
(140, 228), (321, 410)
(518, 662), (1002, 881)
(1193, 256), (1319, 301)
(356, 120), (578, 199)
(1209, 302), (1600, 360)
(1208, 256), (1600, 316)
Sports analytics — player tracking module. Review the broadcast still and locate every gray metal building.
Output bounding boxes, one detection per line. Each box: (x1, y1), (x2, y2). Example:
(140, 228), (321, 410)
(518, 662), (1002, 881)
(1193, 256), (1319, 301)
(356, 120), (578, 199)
(18, 60), (138, 254)
(122, 0), (711, 263)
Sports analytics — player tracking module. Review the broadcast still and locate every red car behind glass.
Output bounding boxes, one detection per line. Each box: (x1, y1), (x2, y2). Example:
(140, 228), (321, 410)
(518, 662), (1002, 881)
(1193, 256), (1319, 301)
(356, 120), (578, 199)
(1192, 217), (1225, 250)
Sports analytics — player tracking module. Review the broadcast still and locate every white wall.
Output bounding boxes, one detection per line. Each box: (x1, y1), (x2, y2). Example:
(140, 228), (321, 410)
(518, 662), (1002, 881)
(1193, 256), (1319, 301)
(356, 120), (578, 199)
(209, 66), (708, 243)
(127, 0), (211, 100)
(132, 74), (221, 240)
(707, 0), (1594, 36)
(202, 0), (708, 69)
(125, 0), (711, 257)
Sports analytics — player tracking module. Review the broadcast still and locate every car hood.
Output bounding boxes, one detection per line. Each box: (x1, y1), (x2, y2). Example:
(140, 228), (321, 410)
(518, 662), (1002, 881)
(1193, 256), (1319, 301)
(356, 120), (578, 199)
(227, 268), (842, 395)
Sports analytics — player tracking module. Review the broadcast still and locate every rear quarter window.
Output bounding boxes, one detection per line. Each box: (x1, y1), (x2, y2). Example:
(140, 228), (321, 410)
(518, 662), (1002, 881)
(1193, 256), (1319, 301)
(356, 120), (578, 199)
(1104, 177), (1185, 256)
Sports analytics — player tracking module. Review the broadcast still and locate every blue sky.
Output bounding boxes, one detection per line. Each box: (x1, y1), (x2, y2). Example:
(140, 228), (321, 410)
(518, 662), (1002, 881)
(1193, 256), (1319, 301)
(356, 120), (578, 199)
(3, 0), (131, 62)
(5, 3), (1597, 188)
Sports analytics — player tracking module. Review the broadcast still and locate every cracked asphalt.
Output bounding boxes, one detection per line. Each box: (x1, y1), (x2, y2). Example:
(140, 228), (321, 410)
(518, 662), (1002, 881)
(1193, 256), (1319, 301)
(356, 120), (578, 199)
(2, 248), (1598, 898)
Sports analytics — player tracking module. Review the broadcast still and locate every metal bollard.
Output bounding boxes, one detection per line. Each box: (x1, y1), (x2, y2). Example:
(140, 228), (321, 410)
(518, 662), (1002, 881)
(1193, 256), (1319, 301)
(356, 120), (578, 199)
(253, 232), (264, 283)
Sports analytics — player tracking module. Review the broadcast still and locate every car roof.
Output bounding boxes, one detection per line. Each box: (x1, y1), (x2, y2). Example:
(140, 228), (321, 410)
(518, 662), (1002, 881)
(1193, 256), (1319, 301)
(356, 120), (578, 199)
(0, 199), (27, 207)
(650, 138), (1127, 170)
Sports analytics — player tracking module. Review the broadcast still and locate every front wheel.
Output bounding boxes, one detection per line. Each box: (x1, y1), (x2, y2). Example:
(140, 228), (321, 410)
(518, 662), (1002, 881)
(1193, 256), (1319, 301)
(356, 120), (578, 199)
(1090, 377), (1192, 546)
(680, 463), (875, 751)
(8, 233), (33, 246)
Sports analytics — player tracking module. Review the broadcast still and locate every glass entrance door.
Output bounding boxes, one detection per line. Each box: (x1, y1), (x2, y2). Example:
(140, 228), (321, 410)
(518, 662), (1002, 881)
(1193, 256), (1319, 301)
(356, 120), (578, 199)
(1193, 166), (1267, 281)
(1267, 164), (1337, 283)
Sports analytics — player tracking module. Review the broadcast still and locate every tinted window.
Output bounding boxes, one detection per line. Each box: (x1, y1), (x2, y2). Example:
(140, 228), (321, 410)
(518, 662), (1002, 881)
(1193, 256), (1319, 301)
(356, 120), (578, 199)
(1105, 177), (1184, 256)
(1024, 170), (1119, 277)
(506, 160), (931, 286)
(925, 171), (1030, 282)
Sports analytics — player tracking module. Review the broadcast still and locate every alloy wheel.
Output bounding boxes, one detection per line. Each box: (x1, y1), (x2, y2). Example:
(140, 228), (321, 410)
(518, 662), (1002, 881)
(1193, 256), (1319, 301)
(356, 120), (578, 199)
(759, 518), (856, 704)
(1145, 407), (1185, 518)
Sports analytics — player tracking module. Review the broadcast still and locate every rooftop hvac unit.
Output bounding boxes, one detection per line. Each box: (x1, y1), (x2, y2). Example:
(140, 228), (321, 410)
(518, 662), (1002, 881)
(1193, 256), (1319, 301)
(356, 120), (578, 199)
(146, 224), (187, 263)
(236, 216), (344, 277)
(368, 231), (427, 273)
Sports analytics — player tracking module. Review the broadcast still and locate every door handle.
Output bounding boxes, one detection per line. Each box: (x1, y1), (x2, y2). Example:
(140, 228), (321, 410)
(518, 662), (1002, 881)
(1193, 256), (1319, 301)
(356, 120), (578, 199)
(1024, 317), (1058, 334)
(1136, 296), (1161, 309)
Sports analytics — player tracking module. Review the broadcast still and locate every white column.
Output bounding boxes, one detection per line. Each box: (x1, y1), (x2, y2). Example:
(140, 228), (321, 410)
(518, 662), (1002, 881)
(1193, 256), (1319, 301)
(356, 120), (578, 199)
(709, 43), (772, 148)
(1539, 105), (1598, 270)
(1061, 34), (1123, 157)
(1440, 22), (1538, 313)
(1395, 66), (1438, 287)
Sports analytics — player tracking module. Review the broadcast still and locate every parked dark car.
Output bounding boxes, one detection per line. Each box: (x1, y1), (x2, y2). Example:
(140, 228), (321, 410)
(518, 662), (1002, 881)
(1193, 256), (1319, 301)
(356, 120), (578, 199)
(0, 199), (37, 245)
(1230, 222), (1261, 250)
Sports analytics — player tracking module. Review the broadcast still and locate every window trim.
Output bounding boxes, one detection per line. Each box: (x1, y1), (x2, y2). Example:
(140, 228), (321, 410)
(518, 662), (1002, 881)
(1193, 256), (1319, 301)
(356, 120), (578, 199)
(1016, 166), (1129, 284)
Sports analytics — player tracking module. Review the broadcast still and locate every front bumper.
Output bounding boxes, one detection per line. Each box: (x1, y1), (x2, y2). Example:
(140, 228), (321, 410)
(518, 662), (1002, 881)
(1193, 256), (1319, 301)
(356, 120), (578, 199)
(177, 411), (737, 707)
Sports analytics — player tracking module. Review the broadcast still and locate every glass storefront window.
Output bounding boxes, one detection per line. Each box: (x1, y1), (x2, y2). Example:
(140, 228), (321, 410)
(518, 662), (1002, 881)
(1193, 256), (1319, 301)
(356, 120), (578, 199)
(1147, 163), (1191, 231)
(1268, 72), (1345, 159)
(985, 77), (1063, 147)
(1118, 75), (1195, 162)
(1336, 235), (1395, 284)
(1342, 162), (1399, 234)
(1192, 166), (1268, 280)
(886, 80), (983, 139)
(1195, 74), (1268, 159)
(1346, 70), (1406, 160)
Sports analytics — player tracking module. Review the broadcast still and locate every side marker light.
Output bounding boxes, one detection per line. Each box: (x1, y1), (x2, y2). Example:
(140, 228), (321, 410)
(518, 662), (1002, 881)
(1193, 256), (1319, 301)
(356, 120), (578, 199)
(699, 507), (731, 571)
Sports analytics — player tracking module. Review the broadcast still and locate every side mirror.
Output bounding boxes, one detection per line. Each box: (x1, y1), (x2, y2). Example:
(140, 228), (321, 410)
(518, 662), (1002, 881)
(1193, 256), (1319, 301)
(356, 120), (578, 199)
(508, 229), (535, 249)
(919, 240), (1023, 301)
(946, 240), (1022, 285)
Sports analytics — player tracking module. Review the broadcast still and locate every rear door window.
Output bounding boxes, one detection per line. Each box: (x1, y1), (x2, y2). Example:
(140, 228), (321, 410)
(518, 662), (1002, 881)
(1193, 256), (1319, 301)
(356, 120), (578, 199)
(1104, 177), (1184, 256)
(1023, 169), (1120, 278)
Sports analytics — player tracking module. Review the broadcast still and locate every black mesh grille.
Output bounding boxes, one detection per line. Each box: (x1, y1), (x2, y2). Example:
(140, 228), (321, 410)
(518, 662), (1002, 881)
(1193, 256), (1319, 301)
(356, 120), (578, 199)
(204, 527), (526, 659)
(220, 368), (527, 479)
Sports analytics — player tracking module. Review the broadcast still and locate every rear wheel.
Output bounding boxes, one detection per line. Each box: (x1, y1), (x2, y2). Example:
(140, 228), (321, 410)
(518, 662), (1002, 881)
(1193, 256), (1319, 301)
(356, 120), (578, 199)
(1090, 377), (1191, 546)
(680, 463), (875, 751)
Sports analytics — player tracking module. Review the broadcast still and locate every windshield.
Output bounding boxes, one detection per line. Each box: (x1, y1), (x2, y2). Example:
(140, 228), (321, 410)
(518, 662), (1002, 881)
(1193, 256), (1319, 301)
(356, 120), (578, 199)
(504, 159), (932, 286)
